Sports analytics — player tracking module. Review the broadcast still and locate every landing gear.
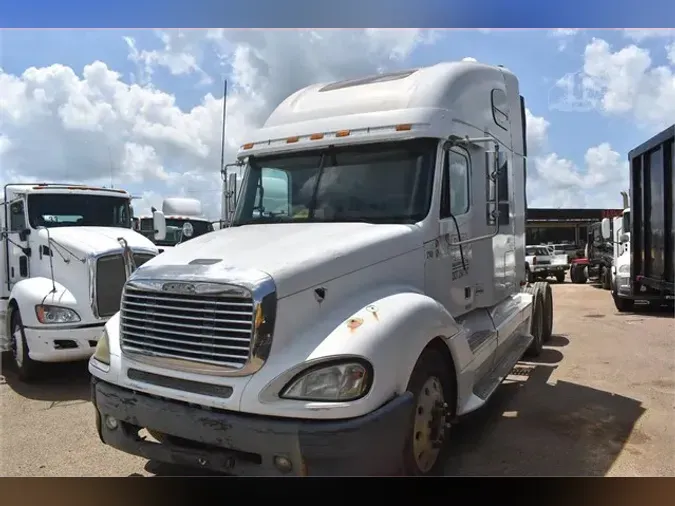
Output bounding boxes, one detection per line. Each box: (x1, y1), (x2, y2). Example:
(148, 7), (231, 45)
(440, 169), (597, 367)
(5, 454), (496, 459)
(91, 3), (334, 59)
(403, 348), (454, 476)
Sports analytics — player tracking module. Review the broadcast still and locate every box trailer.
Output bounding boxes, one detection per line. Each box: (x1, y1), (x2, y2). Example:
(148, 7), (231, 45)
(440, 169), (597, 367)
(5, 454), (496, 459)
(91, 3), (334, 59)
(605, 125), (674, 311)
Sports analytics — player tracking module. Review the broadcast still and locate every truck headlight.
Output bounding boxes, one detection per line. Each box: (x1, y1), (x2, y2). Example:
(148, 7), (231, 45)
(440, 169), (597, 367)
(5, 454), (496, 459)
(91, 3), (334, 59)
(280, 360), (372, 402)
(618, 264), (630, 274)
(35, 304), (81, 324)
(93, 328), (110, 366)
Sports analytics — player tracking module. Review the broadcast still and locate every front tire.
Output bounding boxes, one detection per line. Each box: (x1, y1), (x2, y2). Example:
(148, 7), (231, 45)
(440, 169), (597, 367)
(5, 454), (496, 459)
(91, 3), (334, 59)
(555, 271), (565, 283)
(601, 267), (612, 290)
(402, 348), (455, 476)
(613, 292), (634, 313)
(9, 310), (40, 382)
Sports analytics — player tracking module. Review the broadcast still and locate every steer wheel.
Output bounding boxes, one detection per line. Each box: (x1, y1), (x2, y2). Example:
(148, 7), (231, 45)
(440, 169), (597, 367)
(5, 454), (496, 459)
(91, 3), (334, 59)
(402, 348), (455, 476)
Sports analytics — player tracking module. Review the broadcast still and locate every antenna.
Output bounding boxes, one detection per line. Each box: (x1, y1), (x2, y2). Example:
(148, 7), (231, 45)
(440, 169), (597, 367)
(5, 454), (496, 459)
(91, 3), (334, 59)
(220, 79), (228, 180)
(107, 146), (114, 188)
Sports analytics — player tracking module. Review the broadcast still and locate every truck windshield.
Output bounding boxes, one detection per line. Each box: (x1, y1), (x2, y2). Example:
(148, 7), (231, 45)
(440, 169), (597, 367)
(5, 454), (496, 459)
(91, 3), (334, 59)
(231, 138), (437, 226)
(27, 194), (131, 229)
(139, 218), (213, 246)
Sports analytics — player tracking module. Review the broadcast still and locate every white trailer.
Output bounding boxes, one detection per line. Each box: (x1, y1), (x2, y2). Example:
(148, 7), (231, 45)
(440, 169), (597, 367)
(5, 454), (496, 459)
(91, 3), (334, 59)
(0, 183), (165, 381)
(137, 197), (214, 253)
(89, 62), (553, 476)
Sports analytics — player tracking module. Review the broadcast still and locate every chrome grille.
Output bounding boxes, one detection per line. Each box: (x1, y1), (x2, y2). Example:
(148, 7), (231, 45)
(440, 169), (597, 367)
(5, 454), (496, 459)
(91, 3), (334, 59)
(95, 252), (156, 318)
(120, 284), (254, 369)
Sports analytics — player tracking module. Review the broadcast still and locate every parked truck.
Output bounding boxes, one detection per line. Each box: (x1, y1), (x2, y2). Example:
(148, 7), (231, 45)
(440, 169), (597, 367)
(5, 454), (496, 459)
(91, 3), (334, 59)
(89, 61), (554, 476)
(0, 183), (165, 381)
(138, 197), (214, 252)
(603, 125), (674, 312)
(569, 220), (614, 288)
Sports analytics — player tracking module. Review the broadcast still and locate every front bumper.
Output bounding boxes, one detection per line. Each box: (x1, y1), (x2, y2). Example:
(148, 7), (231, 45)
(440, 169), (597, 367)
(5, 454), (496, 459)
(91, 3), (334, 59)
(91, 378), (413, 476)
(25, 323), (105, 363)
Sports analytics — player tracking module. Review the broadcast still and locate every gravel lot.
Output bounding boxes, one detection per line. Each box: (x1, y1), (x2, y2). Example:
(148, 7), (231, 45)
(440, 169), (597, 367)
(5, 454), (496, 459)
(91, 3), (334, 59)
(1, 279), (673, 477)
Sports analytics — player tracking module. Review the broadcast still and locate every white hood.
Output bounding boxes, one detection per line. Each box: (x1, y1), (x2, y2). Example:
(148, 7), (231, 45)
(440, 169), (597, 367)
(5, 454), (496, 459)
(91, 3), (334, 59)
(36, 226), (157, 256)
(145, 222), (424, 298)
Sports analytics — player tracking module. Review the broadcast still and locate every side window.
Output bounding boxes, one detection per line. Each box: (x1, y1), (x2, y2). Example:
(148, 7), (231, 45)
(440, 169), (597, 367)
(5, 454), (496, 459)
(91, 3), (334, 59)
(491, 89), (510, 131)
(440, 149), (470, 218)
(497, 151), (510, 226)
(255, 167), (291, 216)
(9, 200), (26, 231)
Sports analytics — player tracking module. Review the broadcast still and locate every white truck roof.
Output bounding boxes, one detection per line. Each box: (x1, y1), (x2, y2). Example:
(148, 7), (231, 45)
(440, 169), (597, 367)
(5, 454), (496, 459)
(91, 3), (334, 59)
(238, 61), (522, 158)
(161, 197), (203, 218)
(2, 184), (130, 202)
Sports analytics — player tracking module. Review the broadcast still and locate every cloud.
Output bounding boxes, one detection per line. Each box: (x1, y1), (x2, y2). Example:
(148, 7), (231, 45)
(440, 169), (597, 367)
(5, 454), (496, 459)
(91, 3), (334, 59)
(623, 29), (675, 42)
(549, 28), (581, 51)
(529, 143), (629, 208)
(549, 37), (675, 131)
(0, 29), (443, 219)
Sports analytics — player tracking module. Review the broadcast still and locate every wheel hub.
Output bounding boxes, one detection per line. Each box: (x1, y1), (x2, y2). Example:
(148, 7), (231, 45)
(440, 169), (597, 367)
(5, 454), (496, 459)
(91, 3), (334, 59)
(412, 376), (449, 473)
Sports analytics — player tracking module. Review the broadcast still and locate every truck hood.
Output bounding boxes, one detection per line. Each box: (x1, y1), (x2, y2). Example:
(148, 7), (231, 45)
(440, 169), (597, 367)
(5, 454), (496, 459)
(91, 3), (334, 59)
(142, 222), (424, 298)
(36, 227), (157, 257)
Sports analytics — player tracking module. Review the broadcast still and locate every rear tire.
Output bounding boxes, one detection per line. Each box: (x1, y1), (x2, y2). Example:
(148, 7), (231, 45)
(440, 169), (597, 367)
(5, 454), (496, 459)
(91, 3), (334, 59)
(402, 348), (455, 476)
(571, 264), (588, 284)
(523, 283), (546, 357)
(9, 310), (40, 382)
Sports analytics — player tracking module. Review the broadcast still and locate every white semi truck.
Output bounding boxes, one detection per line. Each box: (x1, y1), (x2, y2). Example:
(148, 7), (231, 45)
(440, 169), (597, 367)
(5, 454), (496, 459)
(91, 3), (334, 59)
(89, 61), (554, 476)
(138, 197), (214, 253)
(0, 183), (165, 381)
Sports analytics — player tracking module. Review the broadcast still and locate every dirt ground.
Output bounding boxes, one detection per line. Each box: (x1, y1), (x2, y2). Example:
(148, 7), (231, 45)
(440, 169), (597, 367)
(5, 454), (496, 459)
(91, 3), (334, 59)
(1, 279), (673, 477)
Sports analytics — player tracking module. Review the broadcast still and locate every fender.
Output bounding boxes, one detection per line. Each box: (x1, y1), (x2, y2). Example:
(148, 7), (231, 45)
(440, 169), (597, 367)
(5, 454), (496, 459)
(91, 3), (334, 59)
(243, 283), (474, 419)
(7, 277), (79, 331)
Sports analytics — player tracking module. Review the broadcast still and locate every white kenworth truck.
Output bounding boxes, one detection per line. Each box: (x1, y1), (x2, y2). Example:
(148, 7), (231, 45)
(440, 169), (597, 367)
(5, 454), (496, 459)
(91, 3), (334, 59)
(0, 183), (164, 381)
(89, 62), (554, 476)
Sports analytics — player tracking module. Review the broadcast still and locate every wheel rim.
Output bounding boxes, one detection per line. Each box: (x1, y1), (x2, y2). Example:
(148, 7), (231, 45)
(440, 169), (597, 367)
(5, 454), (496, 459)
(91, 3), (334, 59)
(412, 376), (446, 473)
(11, 322), (24, 368)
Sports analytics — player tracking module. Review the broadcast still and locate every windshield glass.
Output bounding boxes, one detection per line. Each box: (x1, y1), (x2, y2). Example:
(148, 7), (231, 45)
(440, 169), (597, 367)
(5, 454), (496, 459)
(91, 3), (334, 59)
(231, 139), (438, 226)
(139, 217), (213, 246)
(27, 194), (131, 229)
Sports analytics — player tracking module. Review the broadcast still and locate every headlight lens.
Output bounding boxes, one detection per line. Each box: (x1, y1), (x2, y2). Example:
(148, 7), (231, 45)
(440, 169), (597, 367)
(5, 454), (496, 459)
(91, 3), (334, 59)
(281, 361), (372, 402)
(93, 328), (110, 365)
(618, 264), (630, 274)
(35, 304), (81, 324)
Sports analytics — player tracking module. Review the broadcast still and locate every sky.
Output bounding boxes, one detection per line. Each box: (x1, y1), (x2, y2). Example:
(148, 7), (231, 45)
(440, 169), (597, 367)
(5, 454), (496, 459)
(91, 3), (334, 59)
(1, 28), (674, 220)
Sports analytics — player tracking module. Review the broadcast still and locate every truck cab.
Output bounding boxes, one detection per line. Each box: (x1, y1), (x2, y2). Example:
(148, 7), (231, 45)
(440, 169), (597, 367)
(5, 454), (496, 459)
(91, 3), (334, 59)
(138, 198), (214, 253)
(0, 184), (165, 381)
(89, 61), (553, 476)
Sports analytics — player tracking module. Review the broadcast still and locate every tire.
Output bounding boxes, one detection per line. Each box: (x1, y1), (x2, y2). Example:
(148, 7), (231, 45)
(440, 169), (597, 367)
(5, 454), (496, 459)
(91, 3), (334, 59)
(601, 267), (611, 290)
(523, 284), (545, 357)
(402, 348), (455, 476)
(9, 309), (40, 382)
(613, 291), (634, 313)
(571, 265), (588, 284)
(526, 268), (534, 284)
(555, 271), (565, 283)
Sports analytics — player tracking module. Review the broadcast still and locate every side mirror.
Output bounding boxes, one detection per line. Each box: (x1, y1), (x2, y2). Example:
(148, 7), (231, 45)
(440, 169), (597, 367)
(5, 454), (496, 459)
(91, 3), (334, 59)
(153, 210), (166, 241)
(620, 233), (629, 243)
(600, 218), (611, 240)
(227, 172), (238, 213)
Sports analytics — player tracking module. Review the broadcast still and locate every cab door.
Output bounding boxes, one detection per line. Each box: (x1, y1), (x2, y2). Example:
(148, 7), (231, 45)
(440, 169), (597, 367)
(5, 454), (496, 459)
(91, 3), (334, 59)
(4, 196), (31, 290)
